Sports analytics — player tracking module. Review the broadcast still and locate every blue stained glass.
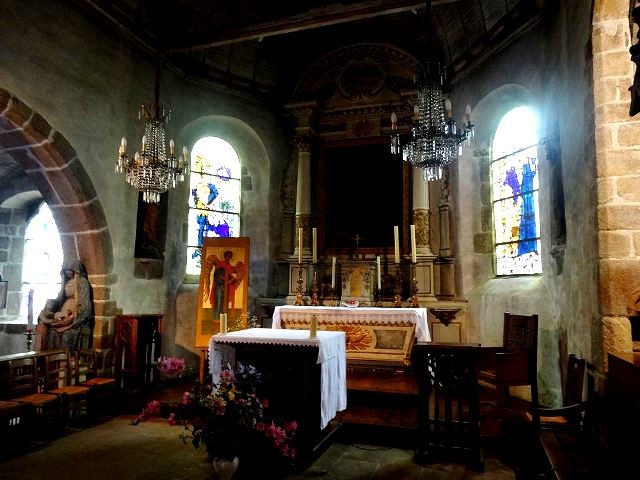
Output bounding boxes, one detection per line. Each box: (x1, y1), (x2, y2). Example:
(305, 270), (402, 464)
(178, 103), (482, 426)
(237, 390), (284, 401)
(491, 107), (541, 276)
(186, 137), (241, 274)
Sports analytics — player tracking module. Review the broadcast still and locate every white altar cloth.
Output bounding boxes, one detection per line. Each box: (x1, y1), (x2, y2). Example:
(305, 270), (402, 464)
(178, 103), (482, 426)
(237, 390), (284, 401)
(209, 328), (347, 430)
(272, 305), (431, 342)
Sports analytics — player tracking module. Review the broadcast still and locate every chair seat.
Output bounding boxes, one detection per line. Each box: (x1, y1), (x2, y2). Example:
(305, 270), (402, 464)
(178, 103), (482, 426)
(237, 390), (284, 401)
(50, 385), (91, 396)
(11, 393), (59, 405)
(81, 377), (115, 387)
(0, 400), (24, 414)
(524, 411), (569, 426)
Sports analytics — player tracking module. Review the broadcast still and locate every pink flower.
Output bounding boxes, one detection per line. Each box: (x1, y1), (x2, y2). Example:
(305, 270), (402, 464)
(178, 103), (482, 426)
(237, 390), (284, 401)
(284, 420), (297, 433)
(167, 413), (177, 426)
(157, 356), (186, 376)
(181, 392), (190, 405)
(145, 400), (161, 417)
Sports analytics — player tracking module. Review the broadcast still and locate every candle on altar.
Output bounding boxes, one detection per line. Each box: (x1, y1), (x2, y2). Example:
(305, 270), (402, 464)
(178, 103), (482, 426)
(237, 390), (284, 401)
(312, 227), (317, 264)
(393, 226), (400, 264)
(410, 224), (417, 264)
(27, 289), (34, 327)
(331, 257), (336, 289)
(376, 256), (381, 290)
(220, 313), (227, 334)
(298, 227), (303, 264)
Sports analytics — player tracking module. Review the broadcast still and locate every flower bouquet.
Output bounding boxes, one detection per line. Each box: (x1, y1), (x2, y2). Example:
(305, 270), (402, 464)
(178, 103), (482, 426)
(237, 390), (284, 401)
(135, 362), (297, 478)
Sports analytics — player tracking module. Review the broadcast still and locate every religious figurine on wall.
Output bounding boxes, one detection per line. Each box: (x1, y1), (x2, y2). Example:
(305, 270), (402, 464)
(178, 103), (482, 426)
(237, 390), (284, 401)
(36, 259), (93, 351)
(203, 250), (245, 320)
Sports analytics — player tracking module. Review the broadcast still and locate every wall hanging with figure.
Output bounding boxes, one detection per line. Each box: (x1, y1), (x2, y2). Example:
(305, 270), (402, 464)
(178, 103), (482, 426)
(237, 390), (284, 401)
(195, 237), (249, 348)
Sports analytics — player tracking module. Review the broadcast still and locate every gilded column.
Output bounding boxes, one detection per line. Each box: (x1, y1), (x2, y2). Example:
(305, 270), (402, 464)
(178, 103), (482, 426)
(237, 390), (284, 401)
(412, 166), (437, 302)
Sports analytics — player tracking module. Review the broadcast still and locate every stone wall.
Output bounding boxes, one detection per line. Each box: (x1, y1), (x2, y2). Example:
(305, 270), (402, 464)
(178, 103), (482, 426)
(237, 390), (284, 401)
(0, 206), (27, 320)
(450, 0), (600, 405)
(592, 1), (640, 365)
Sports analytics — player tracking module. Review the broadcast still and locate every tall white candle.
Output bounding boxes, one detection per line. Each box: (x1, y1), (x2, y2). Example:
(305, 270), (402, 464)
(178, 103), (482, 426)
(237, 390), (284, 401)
(27, 289), (34, 327)
(393, 226), (400, 264)
(410, 224), (417, 263)
(312, 227), (317, 264)
(376, 256), (381, 290)
(298, 227), (303, 264)
(331, 257), (336, 289)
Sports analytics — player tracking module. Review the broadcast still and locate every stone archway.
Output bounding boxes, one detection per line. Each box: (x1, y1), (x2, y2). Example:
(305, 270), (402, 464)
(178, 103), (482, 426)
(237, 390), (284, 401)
(0, 87), (116, 350)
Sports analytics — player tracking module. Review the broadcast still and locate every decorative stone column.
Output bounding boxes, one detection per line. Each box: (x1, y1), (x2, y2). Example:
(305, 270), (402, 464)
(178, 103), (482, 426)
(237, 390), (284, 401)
(284, 102), (318, 304)
(412, 166), (437, 302)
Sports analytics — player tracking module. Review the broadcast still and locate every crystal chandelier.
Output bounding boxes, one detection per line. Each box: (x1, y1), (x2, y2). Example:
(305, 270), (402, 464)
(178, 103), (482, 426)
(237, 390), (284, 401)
(390, 64), (474, 181)
(390, 2), (474, 181)
(116, 64), (189, 203)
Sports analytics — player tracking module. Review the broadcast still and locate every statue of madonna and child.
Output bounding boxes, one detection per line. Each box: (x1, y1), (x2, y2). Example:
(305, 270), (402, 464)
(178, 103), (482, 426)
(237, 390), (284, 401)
(35, 259), (94, 351)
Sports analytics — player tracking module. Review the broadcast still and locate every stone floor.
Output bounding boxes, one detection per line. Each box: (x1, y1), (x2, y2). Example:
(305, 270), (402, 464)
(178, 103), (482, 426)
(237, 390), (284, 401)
(0, 410), (546, 480)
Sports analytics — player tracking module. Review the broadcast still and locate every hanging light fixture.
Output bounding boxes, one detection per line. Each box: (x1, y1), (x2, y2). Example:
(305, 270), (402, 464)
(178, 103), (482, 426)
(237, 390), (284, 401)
(390, 3), (475, 181)
(116, 54), (189, 203)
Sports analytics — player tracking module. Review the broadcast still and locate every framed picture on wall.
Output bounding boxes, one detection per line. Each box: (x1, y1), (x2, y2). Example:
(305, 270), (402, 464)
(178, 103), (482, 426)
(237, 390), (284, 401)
(195, 237), (250, 348)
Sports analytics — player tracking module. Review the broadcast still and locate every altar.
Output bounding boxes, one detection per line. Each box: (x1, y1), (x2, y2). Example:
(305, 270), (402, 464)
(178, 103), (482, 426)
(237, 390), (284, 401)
(272, 305), (430, 366)
(208, 328), (346, 462)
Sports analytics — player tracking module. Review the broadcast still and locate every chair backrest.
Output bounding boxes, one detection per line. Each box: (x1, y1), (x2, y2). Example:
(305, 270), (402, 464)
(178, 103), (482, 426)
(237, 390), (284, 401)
(503, 313), (538, 354)
(43, 352), (71, 391)
(75, 349), (97, 383)
(9, 357), (37, 397)
(564, 354), (585, 407)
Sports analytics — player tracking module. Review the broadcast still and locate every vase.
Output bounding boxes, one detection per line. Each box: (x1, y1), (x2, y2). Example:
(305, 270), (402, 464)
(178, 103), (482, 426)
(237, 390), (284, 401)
(212, 456), (239, 480)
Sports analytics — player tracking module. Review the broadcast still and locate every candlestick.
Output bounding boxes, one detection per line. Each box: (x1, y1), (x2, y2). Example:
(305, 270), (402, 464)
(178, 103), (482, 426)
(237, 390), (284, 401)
(394, 226), (400, 264)
(295, 264), (304, 306)
(298, 227), (303, 264)
(410, 224), (417, 264)
(312, 227), (317, 264)
(409, 263), (420, 307)
(376, 256), (381, 290)
(310, 268), (319, 306)
(331, 257), (336, 289)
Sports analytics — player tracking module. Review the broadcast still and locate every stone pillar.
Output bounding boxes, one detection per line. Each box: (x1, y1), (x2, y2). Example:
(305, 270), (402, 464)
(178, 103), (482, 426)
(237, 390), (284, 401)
(593, 1), (640, 367)
(412, 166), (437, 302)
(285, 102), (318, 304)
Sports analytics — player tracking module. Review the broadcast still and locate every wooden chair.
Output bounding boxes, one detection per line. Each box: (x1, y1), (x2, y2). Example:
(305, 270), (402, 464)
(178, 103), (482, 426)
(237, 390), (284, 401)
(478, 313), (539, 422)
(533, 354), (601, 479)
(44, 352), (91, 425)
(75, 349), (116, 418)
(0, 400), (29, 455)
(8, 356), (63, 438)
(530, 354), (586, 431)
(414, 342), (483, 471)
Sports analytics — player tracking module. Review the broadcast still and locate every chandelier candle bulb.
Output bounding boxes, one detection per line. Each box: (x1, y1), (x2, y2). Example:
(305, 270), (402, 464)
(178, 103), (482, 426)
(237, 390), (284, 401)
(141, 135), (147, 152)
(410, 224), (417, 263)
(312, 227), (317, 264)
(169, 139), (175, 155)
(394, 226), (400, 264)
(445, 98), (452, 118)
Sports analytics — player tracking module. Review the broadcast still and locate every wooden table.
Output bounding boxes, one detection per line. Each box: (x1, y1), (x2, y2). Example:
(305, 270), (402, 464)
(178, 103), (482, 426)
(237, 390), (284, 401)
(209, 329), (346, 463)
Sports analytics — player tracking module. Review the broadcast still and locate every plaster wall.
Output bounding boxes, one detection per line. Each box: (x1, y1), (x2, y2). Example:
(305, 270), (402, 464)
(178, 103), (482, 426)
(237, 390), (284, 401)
(0, 0), (288, 359)
(449, 0), (599, 404)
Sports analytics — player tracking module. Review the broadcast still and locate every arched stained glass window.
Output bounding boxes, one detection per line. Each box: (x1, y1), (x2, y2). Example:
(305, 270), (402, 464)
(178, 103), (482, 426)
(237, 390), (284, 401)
(22, 202), (63, 318)
(186, 137), (241, 275)
(491, 107), (542, 276)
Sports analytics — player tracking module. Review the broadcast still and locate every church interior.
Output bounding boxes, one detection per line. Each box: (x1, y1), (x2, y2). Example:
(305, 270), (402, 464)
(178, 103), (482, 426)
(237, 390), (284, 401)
(1, 0), (640, 478)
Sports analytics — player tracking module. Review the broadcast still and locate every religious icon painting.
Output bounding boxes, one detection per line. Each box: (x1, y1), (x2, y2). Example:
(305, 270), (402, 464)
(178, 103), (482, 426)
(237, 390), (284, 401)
(195, 236), (250, 348)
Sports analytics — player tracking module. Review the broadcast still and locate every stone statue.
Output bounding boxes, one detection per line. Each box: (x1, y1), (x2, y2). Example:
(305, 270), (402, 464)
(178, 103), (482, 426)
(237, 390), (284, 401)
(37, 259), (93, 351)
